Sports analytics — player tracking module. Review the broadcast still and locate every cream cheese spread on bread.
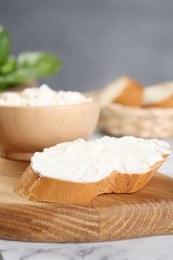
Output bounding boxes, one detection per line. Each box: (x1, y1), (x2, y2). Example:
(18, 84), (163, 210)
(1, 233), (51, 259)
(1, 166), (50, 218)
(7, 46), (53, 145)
(31, 136), (171, 183)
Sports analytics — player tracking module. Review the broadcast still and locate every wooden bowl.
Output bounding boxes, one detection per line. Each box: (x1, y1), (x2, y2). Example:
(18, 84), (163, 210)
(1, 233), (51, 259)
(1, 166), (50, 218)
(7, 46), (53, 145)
(0, 98), (100, 161)
(99, 103), (173, 138)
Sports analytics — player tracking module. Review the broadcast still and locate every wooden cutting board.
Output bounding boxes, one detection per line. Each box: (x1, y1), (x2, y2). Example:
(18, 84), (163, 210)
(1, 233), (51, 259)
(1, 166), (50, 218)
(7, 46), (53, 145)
(0, 156), (173, 242)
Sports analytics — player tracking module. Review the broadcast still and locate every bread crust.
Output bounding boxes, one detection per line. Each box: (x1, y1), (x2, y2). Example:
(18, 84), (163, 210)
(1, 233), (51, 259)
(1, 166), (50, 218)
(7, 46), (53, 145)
(14, 159), (166, 204)
(113, 76), (144, 107)
(100, 76), (144, 107)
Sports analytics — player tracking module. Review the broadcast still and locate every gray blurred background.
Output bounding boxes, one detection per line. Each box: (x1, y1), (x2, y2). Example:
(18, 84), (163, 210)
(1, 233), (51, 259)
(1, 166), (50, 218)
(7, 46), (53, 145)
(1, 0), (173, 91)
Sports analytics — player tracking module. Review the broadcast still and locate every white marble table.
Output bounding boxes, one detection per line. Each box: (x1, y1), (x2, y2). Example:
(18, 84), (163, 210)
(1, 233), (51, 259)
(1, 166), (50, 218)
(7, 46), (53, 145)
(0, 235), (173, 260)
(0, 134), (173, 260)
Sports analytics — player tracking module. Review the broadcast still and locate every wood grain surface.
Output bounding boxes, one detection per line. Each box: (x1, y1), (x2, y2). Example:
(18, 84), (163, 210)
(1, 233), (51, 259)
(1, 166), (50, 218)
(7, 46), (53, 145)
(0, 157), (173, 242)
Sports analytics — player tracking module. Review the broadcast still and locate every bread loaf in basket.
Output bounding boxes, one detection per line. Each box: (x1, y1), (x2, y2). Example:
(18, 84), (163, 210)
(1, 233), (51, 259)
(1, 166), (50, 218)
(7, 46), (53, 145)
(99, 77), (173, 138)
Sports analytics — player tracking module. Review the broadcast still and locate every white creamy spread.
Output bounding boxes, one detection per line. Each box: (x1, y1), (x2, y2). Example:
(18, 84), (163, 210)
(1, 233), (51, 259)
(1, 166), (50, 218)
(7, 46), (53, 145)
(0, 84), (92, 106)
(31, 136), (171, 183)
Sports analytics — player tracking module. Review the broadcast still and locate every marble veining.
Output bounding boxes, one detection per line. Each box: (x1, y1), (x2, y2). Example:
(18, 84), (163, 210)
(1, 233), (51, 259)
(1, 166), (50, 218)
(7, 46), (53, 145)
(1, 235), (173, 260)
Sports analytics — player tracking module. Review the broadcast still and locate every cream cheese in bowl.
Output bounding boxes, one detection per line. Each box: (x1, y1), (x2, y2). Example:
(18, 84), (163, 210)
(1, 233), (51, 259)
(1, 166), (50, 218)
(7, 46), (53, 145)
(0, 84), (93, 106)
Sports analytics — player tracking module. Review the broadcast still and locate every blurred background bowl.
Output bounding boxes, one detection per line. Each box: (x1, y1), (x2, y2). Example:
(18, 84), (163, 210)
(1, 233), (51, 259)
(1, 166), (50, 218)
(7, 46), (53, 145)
(0, 96), (100, 161)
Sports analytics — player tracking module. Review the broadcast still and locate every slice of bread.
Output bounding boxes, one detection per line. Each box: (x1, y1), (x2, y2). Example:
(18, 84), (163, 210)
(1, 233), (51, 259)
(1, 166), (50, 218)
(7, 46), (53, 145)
(99, 76), (144, 107)
(143, 82), (173, 108)
(15, 136), (171, 204)
(15, 160), (166, 205)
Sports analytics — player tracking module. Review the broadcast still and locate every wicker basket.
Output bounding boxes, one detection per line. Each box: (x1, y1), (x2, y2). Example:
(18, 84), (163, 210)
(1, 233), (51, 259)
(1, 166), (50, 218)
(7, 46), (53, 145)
(99, 103), (173, 138)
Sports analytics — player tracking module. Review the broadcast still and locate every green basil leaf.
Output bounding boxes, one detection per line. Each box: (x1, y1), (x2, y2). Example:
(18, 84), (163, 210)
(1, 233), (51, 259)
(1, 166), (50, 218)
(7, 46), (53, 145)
(0, 56), (16, 75)
(0, 25), (11, 66)
(17, 52), (63, 78)
(0, 67), (44, 89)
